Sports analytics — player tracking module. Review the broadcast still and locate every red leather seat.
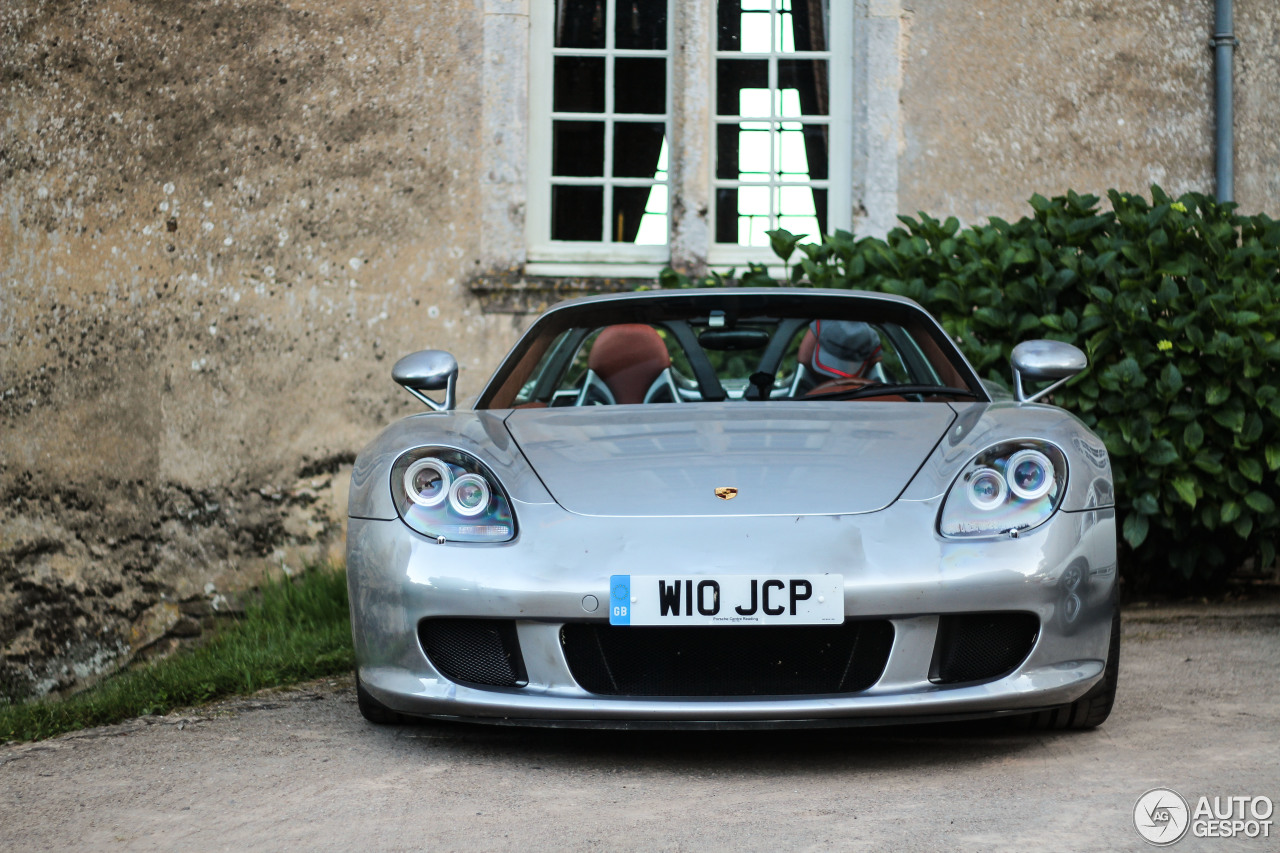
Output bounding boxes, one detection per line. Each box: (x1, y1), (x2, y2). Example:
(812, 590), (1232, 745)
(588, 325), (671, 404)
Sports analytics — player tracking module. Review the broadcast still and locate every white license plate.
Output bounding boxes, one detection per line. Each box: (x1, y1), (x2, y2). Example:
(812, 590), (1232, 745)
(608, 574), (844, 626)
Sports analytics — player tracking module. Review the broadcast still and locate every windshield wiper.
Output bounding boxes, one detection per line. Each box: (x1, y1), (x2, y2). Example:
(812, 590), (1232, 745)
(806, 383), (981, 401)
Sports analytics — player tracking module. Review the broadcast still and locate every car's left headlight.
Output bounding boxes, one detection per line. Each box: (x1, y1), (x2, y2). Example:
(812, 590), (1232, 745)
(938, 440), (1068, 538)
(390, 448), (516, 543)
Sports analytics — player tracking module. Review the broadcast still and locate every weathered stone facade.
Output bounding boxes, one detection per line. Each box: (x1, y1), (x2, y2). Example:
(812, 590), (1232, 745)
(0, 0), (521, 699)
(2, 0), (1277, 700)
(898, 0), (1280, 221)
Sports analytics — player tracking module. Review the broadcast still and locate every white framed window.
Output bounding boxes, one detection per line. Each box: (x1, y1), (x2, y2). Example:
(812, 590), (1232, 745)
(527, 1), (674, 269)
(708, 0), (852, 268)
(524, 0), (853, 278)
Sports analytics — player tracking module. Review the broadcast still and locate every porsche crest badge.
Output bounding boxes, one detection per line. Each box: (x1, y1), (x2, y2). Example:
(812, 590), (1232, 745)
(714, 487), (739, 501)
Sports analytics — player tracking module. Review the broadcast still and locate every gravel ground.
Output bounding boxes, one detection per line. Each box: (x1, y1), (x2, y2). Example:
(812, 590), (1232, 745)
(3, 602), (1279, 852)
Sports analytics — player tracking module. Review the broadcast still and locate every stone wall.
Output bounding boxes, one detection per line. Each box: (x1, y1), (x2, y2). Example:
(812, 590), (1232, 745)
(898, 0), (1279, 221)
(0, 0), (521, 700)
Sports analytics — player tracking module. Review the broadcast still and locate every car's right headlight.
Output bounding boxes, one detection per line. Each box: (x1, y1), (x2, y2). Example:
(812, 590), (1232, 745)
(938, 440), (1068, 538)
(390, 447), (516, 543)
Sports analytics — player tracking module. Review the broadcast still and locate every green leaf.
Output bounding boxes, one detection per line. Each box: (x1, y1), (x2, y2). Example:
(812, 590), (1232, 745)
(1221, 500), (1242, 524)
(1192, 455), (1224, 476)
(1267, 445), (1280, 472)
(1146, 439), (1179, 466)
(1123, 513), (1150, 549)
(1242, 414), (1264, 444)
(1245, 491), (1276, 514)
(1134, 492), (1160, 515)
(766, 229), (801, 263)
(1156, 362), (1182, 398)
(1184, 422), (1205, 451)
(1205, 385), (1230, 406)
(1240, 457), (1265, 483)
(1211, 405), (1246, 433)
(1233, 516), (1254, 540)
(1171, 476), (1198, 508)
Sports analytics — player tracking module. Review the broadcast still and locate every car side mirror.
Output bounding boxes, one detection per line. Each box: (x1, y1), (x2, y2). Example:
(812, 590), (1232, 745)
(1011, 340), (1087, 403)
(392, 350), (458, 411)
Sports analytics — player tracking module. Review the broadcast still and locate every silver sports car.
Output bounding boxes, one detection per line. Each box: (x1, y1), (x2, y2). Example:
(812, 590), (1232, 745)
(346, 288), (1118, 729)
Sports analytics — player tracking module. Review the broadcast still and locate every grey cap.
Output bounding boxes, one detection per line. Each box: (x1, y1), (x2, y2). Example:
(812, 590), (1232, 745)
(810, 320), (880, 378)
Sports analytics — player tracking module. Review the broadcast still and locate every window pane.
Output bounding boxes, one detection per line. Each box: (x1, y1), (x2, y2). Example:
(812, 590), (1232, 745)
(614, 0), (667, 50)
(552, 186), (604, 241)
(614, 186), (667, 244)
(717, 185), (771, 248)
(556, 0), (606, 49)
(717, 0), (771, 53)
(716, 59), (768, 116)
(716, 123), (770, 180)
(779, 59), (828, 116)
(778, 0), (828, 53)
(554, 57), (605, 113)
(811, 187), (828, 235)
(715, 124), (739, 180)
(615, 58), (666, 114)
(738, 185), (769, 215)
(778, 124), (828, 180)
(552, 121), (605, 177)
(633, 183), (669, 245)
(715, 188), (739, 243)
(613, 122), (666, 177)
(778, 185), (816, 217)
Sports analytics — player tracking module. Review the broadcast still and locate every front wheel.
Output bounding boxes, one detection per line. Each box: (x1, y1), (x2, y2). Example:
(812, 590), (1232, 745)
(1020, 604), (1120, 730)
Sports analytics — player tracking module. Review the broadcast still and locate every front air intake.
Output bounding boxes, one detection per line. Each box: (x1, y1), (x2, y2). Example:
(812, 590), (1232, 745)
(418, 619), (528, 688)
(930, 612), (1039, 684)
(560, 621), (894, 697)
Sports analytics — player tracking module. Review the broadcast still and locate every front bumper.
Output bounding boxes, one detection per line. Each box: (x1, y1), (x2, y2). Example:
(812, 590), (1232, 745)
(346, 498), (1117, 727)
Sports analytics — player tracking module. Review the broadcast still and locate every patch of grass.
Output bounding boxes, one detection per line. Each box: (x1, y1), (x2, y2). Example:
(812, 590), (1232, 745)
(0, 566), (354, 745)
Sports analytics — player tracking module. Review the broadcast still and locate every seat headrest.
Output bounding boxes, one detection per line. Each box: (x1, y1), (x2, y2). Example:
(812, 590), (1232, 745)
(588, 324), (671, 404)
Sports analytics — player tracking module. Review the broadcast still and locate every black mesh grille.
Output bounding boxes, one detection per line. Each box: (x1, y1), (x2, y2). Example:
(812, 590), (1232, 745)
(560, 621), (894, 697)
(931, 612), (1039, 685)
(419, 619), (528, 688)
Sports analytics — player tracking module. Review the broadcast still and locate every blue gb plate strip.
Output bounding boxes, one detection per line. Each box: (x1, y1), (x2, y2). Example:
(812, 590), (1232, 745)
(609, 574), (631, 625)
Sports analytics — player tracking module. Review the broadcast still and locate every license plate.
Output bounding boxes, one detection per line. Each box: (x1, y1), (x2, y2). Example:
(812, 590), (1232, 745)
(608, 574), (844, 626)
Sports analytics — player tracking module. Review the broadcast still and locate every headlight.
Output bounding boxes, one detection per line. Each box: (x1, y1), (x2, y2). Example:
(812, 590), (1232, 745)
(939, 441), (1067, 538)
(390, 448), (516, 543)
(404, 458), (451, 507)
(448, 474), (490, 517)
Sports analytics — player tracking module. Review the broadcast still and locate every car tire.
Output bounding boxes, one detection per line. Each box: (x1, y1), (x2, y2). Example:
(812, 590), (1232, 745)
(356, 673), (415, 725)
(1019, 603), (1120, 731)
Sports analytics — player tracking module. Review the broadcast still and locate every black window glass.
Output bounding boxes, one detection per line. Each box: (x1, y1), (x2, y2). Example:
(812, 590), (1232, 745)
(552, 186), (604, 240)
(554, 57), (606, 113)
(613, 122), (666, 177)
(556, 0), (605, 48)
(614, 0), (667, 50)
(553, 121), (605, 177)
(615, 58), (666, 114)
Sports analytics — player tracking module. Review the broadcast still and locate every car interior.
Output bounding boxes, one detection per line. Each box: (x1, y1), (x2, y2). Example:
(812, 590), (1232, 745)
(502, 310), (980, 408)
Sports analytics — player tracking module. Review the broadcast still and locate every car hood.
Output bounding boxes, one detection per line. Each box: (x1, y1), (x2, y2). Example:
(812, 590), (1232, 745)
(503, 403), (956, 517)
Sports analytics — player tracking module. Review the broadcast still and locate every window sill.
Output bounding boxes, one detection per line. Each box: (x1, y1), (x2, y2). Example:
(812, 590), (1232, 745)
(469, 273), (642, 314)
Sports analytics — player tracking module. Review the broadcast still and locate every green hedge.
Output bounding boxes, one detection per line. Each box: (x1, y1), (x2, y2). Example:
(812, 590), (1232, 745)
(659, 188), (1280, 593)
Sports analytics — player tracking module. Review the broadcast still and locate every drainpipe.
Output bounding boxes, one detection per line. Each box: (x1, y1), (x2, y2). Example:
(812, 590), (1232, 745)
(1211, 0), (1238, 203)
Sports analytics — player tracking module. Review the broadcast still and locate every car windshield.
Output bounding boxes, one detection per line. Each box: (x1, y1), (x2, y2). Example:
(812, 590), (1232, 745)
(477, 290), (983, 409)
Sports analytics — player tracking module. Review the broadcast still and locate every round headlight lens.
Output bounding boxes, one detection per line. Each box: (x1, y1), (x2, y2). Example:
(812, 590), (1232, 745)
(1006, 449), (1054, 500)
(967, 467), (1007, 510)
(404, 458), (452, 507)
(449, 473), (491, 517)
